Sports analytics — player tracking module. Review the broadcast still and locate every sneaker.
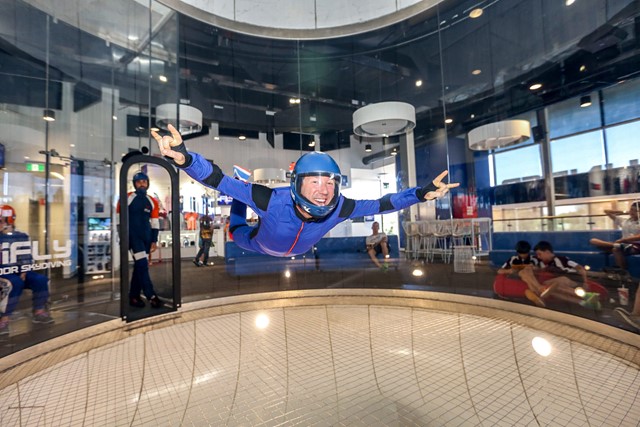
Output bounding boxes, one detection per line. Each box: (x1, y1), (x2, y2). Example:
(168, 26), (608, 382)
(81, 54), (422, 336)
(580, 292), (602, 311)
(0, 319), (9, 336)
(149, 296), (164, 309)
(525, 289), (546, 307)
(32, 311), (54, 324)
(614, 307), (640, 330)
(192, 259), (201, 267)
(129, 296), (145, 308)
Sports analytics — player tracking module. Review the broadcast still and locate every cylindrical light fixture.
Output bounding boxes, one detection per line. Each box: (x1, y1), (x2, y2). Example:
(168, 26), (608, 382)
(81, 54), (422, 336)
(43, 109), (56, 122)
(353, 101), (416, 137)
(580, 95), (592, 108)
(468, 119), (531, 151)
(156, 103), (203, 135)
(365, 144), (372, 152)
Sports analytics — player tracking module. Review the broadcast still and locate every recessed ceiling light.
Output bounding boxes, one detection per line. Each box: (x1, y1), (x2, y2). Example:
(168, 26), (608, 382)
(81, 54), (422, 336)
(445, 118), (453, 124)
(470, 114), (475, 119)
(159, 75), (167, 82)
(238, 135), (246, 140)
(365, 144), (372, 152)
(472, 69), (482, 75)
(214, 136), (220, 140)
(579, 65), (586, 72)
(529, 83), (542, 91)
(308, 140), (315, 147)
(112, 115), (118, 120)
(469, 8), (483, 18)
(289, 98), (301, 104)
(415, 79), (423, 87)
(127, 35), (139, 41)
(70, 144), (75, 148)
(565, 0), (576, 6)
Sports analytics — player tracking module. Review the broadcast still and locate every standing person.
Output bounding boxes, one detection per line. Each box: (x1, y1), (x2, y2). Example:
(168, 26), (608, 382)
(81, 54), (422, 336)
(117, 172), (164, 308)
(366, 221), (390, 270)
(589, 201), (640, 270)
(153, 125), (458, 257)
(0, 205), (54, 335)
(194, 214), (214, 267)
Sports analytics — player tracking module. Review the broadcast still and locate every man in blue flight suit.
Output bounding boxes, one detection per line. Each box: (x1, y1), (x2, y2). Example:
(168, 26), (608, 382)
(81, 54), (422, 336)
(117, 172), (164, 308)
(153, 124), (458, 257)
(0, 205), (53, 336)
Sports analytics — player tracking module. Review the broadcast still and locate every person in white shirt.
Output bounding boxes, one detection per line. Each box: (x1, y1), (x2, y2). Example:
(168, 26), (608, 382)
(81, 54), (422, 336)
(589, 201), (640, 270)
(366, 221), (389, 270)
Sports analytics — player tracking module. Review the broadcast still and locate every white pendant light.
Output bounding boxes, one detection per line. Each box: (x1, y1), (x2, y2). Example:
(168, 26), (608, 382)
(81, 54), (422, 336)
(353, 101), (416, 137)
(155, 103), (203, 135)
(467, 119), (531, 151)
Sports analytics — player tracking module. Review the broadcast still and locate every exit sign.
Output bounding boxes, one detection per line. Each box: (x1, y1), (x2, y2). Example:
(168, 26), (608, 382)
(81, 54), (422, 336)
(26, 163), (45, 172)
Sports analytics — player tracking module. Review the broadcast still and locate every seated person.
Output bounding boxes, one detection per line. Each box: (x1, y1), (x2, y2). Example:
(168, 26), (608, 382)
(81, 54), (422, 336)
(0, 205), (54, 336)
(589, 201), (640, 271)
(366, 221), (390, 269)
(521, 240), (600, 309)
(497, 240), (548, 306)
(497, 240), (538, 275)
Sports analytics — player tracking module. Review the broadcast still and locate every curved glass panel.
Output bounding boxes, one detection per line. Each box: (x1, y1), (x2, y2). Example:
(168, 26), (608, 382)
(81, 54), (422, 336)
(0, 0), (639, 364)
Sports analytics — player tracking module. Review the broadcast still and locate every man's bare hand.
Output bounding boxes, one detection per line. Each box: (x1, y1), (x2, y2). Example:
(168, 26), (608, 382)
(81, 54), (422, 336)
(425, 170), (460, 200)
(151, 124), (186, 166)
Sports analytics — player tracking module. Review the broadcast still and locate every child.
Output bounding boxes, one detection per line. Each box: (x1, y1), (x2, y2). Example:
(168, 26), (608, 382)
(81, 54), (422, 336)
(527, 241), (601, 310)
(497, 240), (547, 307)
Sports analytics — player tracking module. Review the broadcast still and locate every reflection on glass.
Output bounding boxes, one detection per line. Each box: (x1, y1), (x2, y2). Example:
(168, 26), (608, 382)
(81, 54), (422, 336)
(255, 313), (270, 329)
(531, 337), (552, 357)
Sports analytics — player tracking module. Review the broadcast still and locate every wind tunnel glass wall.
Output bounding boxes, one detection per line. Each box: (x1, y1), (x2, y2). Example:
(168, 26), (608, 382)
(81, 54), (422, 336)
(1, 0), (640, 358)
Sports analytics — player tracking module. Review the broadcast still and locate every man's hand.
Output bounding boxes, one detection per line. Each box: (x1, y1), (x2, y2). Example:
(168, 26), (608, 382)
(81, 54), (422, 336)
(423, 170), (460, 200)
(151, 124), (187, 166)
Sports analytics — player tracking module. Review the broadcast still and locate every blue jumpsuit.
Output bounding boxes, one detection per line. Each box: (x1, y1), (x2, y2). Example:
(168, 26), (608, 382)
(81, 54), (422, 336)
(118, 190), (160, 299)
(0, 230), (50, 317)
(182, 152), (425, 257)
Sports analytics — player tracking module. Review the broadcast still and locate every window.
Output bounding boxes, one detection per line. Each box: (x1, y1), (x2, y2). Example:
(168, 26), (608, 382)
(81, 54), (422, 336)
(493, 144), (542, 185)
(550, 131), (604, 174)
(603, 79), (640, 125)
(547, 92), (601, 139)
(604, 121), (640, 168)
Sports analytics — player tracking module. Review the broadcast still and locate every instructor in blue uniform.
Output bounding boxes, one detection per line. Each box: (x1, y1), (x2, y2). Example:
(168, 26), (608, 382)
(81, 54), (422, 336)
(117, 173), (164, 308)
(153, 124), (458, 257)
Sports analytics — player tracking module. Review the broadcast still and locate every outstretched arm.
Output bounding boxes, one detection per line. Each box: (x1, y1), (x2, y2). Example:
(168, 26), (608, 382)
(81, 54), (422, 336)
(152, 124), (190, 166)
(344, 170), (460, 218)
(151, 124), (267, 212)
(416, 170), (460, 201)
(604, 209), (623, 221)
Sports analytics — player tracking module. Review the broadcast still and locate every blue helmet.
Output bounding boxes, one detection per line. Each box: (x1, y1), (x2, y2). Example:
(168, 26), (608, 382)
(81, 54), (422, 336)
(290, 151), (341, 218)
(132, 171), (149, 188)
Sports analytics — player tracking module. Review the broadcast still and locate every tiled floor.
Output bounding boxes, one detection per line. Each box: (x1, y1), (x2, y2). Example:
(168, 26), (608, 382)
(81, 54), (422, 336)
(0, 297), (638, 426)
